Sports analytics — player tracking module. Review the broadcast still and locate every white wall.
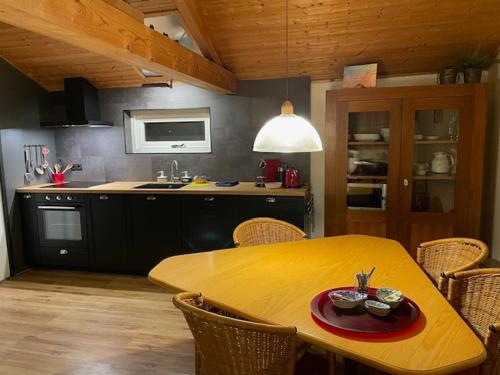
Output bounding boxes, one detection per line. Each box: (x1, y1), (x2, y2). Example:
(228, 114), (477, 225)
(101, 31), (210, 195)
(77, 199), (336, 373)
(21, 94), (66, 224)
(483, 57), (500, 260)
(0, 180), (10, 280)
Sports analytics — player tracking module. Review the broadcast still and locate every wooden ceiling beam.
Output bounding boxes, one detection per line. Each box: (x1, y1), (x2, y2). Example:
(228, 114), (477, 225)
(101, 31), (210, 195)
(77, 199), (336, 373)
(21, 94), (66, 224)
(102, 0), (144, 22)
(0, 0), (236, 93)
(174, 0), (222, 65)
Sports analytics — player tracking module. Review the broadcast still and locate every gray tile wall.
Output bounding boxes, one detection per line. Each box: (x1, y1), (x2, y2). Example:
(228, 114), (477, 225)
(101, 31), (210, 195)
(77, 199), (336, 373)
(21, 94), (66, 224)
(55, 77), (311, 183)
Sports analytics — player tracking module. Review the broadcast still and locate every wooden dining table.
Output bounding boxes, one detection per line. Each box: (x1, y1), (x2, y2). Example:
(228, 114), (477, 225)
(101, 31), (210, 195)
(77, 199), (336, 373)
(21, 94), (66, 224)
(149, 235), (486, 375)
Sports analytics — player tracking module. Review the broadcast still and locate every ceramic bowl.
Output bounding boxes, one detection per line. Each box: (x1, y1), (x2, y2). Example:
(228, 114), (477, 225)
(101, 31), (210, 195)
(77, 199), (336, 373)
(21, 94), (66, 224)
(353, 134), (380, 141)
(376, 288), (404, 308)
(365, 300), (391, 317)
(425, 135), (440, 140)
(414, 134), (424, 140)
(265, 182), (282, 189)
(328, 290), (367, 309)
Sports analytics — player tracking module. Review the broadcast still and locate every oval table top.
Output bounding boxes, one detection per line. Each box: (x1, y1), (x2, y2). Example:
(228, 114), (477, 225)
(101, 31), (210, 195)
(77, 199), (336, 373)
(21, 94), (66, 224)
(149, 235), (486, 375)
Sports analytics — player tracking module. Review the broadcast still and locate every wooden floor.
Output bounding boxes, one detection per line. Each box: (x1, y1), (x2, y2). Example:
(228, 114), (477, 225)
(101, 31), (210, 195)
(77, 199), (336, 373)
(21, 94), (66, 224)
(0, 269), (195, 375)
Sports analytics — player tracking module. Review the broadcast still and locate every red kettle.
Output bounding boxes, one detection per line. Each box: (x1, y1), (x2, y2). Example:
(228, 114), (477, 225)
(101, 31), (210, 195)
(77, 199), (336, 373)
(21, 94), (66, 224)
(284, 167), (301, 188)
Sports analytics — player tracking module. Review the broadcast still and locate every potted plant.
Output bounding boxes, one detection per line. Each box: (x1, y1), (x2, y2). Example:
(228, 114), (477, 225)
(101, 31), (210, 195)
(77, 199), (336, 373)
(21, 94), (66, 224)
(457, 48), (495, 83)
(438, 65), (459, 84)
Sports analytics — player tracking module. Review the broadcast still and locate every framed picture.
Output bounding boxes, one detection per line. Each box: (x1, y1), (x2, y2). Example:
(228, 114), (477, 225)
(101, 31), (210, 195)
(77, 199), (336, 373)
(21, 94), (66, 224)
(343, 63), (377, 88)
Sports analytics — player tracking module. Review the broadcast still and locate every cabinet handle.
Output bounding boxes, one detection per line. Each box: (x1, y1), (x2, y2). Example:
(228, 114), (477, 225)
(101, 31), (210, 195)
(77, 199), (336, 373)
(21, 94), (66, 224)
(147, 196), (157, 201)
(59, 249), (68, 255)
(99, 195), (109, 200)
(204, 196), (215, 202)
(403, 178), (409, 188)
(23, 194), (31, 199)
(265, 197), (276, 203)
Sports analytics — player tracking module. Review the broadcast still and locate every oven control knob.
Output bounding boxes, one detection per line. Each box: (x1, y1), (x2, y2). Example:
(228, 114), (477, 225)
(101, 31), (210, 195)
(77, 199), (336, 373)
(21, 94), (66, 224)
(56, 195), (62, 201)
(45, 195), (51, 201)
(66, 195), (73, 201)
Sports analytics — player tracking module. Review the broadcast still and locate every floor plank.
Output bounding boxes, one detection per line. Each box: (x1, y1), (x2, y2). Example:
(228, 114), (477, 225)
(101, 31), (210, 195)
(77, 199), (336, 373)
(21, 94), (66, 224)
(0, 269), (194, 375)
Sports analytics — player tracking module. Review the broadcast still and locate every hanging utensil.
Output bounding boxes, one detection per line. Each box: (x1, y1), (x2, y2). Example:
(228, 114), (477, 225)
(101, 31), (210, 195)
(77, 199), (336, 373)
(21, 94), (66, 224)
(41, 146), (49, 169)
(35, 145), (44, 175)
(61, 163), (74, 174)
(24, 145), (34, 183)
(54, 162), (61, 173)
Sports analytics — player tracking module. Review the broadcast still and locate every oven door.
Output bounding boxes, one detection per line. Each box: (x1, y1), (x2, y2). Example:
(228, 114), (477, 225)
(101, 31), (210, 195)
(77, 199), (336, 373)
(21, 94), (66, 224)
(36, 204), (88, 248)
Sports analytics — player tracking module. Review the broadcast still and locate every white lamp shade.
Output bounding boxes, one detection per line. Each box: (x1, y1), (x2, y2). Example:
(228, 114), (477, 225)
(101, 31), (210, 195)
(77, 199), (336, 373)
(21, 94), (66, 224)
(253, 111), (323, 153)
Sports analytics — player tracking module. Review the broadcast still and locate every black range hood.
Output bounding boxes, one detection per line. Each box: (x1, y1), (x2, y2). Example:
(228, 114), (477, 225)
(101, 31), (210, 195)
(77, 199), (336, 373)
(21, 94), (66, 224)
(40, 78), (113, 128)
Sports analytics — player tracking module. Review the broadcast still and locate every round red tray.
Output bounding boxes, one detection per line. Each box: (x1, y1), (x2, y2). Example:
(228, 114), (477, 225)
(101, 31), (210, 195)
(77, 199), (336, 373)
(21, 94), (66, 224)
(311, 287), (421, 339)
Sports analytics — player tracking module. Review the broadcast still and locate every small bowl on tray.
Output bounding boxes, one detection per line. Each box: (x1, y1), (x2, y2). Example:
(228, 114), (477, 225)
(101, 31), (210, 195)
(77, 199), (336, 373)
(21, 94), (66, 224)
(376, 288), (404, 308)
(328, 290), (367, 309)
(365, 300), (391, 317)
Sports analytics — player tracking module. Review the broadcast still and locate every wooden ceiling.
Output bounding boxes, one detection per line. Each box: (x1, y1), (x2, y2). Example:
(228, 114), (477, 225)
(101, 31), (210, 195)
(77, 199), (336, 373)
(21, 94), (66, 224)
(194, 0), (500, 80)
(0, 0), (499, 92)
(0, 22), (146, 91)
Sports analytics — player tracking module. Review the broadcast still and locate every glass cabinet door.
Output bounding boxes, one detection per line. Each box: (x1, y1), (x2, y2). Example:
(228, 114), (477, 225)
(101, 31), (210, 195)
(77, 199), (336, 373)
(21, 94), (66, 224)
(411, 108), (459, 213)
(347, 111), (390, 211)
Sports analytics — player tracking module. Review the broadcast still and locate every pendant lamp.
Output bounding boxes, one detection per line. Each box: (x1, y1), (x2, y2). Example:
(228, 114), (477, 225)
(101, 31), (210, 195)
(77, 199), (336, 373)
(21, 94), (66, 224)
(253, 0), (322, 153)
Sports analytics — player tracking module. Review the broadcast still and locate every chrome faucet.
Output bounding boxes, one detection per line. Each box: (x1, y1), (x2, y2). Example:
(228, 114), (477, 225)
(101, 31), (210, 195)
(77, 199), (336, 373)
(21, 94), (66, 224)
(170, 160), (179, 181)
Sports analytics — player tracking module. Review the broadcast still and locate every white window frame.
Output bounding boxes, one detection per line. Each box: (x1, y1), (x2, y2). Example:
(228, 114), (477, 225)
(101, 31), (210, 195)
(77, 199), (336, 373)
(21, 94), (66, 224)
(129, 108), (211, 153)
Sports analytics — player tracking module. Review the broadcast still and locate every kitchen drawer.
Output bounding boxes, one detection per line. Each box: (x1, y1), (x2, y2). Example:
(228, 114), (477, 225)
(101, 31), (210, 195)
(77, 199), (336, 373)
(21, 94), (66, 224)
(239, 196), (305, 229)
(40, 247), (89, 268)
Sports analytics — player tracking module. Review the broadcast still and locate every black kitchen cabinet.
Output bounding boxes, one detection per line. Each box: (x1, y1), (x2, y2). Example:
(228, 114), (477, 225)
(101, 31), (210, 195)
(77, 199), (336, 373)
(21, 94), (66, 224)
(128, 195), (182, 272)
(89, 194), (129, 271)
(239, 196), (305, 229)
(181, 195), (240, 252)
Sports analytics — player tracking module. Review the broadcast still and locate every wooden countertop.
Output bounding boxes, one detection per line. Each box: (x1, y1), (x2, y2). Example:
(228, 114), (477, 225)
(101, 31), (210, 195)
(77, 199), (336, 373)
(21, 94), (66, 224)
(16, 181), (308, 197)
(149, 235), (486, 375)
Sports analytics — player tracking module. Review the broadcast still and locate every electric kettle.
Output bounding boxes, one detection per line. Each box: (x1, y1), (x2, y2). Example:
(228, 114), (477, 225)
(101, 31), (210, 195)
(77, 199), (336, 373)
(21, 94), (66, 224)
(284, 167), (301, 188)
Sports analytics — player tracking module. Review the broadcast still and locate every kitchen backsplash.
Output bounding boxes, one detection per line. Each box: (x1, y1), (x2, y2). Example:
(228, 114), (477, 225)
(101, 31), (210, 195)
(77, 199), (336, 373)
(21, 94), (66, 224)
(55, 77), (311, 183)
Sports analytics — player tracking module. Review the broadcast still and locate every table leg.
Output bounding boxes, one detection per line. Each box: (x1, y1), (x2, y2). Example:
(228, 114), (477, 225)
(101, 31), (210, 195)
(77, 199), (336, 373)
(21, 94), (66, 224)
(328, 352), (336, 375)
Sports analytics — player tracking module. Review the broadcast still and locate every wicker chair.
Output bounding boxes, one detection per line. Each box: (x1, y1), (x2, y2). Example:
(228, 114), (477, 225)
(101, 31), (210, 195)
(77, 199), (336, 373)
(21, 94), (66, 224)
(173, 292), (299, 375)
(447, 269), (500, 375)
(233, 217), (306, 247)
(416, 238), (489, 294)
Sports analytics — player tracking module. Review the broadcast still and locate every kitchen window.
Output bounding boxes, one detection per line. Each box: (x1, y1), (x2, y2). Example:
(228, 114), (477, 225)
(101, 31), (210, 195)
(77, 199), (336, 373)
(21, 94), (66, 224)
(125, 108), (211, 153)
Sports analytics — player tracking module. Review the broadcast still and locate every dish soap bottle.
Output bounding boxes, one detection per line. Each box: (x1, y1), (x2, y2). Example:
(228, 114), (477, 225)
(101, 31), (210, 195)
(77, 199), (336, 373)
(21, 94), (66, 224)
(157, 170), (167, 182)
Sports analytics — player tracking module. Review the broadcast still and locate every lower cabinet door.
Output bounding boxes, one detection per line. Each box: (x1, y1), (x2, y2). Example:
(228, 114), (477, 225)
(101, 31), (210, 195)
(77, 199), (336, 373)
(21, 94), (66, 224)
(239, 196), (305, 229)
(129, 195), (182, 272)
(89, 194), (129, 271)
(40, 247), (89, 268)
(181, 195), (240, 252)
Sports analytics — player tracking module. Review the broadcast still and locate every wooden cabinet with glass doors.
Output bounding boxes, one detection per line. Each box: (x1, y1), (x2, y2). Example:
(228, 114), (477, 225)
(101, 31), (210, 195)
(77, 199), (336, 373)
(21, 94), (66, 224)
(325, 85), (487, 257)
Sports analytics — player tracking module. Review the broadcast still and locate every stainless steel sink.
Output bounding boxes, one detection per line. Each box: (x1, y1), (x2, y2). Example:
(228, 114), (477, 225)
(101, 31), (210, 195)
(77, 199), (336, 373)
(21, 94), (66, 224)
(133, 183), (187, 189)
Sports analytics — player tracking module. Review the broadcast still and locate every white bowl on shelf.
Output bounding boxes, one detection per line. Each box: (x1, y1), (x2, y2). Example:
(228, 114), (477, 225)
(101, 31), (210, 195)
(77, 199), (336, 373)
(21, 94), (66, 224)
(353, 134), (380, 141)
(414, 134), (424, 141)
(424, 135), (440, 140)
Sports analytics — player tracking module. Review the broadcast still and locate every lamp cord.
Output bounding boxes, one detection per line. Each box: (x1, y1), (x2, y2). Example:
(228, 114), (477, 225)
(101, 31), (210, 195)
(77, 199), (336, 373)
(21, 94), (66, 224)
(285, 0), (289, 101)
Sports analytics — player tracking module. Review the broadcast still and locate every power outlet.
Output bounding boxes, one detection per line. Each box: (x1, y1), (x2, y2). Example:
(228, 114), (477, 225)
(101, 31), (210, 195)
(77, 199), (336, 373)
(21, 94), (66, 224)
(72, 163), (83, 171)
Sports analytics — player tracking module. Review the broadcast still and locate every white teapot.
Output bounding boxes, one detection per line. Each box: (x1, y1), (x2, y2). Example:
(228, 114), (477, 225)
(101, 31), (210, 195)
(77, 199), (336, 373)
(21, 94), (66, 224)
(431, 152), (455, 174)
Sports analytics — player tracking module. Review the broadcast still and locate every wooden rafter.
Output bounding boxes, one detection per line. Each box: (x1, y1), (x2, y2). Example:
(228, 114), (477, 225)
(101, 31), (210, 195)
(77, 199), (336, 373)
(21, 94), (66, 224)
(102, 0), (144, 22)
(175, 0), (222, 65)
(0, 0), (236, 93)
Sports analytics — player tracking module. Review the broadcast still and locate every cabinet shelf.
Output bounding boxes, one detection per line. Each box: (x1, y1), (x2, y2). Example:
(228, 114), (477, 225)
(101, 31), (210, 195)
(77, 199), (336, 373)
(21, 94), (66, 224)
(414, 140), (457, 145)
(348, 175), (388, 180)
(348, 141), (388, 146)
(413, 174), (456, 180)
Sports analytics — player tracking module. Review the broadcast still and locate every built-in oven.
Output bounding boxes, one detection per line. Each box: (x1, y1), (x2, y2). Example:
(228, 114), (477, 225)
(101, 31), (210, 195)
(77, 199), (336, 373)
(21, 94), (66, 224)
(347, 182), (387, 211)
(35, 193), (88, 249)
